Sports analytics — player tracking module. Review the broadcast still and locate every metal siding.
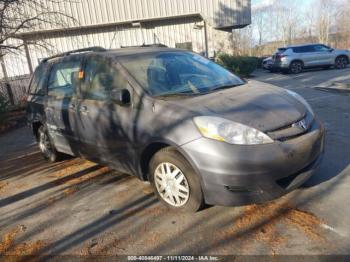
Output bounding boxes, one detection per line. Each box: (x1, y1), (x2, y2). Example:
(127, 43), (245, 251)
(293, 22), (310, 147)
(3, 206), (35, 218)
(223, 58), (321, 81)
(21, 0), (250, 30)
(2, 0), (250, 77)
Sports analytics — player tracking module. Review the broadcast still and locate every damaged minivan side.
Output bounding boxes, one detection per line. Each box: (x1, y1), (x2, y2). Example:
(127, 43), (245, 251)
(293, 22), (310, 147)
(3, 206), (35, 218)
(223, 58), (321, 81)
(27, 46), (325, 212)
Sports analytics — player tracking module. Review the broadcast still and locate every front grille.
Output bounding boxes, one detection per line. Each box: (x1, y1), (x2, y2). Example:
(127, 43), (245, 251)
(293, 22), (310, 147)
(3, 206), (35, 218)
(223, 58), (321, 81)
(267, 113), (314, 142)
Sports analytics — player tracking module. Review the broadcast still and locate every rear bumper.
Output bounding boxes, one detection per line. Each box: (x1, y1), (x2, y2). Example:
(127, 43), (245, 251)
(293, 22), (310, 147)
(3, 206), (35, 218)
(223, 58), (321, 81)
(271, 61), (290, 70)
(181, 119), (325, 206)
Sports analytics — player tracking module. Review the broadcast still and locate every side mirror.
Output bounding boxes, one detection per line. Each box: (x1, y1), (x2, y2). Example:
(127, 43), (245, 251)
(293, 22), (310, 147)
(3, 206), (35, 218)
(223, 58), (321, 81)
(111, 89), (131, 106)
(329, 48), (334, 52)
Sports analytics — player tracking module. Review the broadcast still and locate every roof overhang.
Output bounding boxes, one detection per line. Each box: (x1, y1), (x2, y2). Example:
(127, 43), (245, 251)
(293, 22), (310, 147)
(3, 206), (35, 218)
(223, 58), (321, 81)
(15, 12), (249, 40)
(15, 13), (204, 40)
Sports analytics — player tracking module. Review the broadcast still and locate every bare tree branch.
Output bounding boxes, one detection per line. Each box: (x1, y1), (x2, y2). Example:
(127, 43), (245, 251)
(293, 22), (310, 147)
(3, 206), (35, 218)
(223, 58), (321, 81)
(0, 0), (77, 55)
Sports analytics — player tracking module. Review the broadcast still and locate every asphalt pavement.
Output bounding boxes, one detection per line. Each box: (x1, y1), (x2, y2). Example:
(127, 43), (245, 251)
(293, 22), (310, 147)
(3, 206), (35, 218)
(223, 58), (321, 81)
(0, 67), (349, 257)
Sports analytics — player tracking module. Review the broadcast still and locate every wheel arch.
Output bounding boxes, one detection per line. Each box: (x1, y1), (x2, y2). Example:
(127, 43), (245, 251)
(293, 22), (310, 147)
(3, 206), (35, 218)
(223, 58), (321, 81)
(139, 140), (202, 184)
(336, 55), (349, 64)
(290, 59), (304, 67)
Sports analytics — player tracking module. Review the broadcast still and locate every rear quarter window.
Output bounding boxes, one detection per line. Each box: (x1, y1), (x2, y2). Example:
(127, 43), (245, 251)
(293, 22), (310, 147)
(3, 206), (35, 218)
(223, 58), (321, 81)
(28, 64), (49, 95)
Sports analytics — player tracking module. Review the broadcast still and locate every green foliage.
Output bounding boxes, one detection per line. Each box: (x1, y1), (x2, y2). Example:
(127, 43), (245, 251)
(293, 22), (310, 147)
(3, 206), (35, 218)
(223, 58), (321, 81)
(0, 93), (9, 124)
(216, 53), (259, 77)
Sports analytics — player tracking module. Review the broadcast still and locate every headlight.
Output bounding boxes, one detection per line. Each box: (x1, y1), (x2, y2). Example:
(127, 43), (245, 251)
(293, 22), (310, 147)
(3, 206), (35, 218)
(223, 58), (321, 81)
(286, 90), (314, 115)
(193, 116), (273, 145)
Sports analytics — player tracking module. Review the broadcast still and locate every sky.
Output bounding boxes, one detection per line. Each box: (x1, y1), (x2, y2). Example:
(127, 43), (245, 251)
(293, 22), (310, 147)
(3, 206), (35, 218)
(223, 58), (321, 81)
(252, 0), (346, 10)
(252, 0), (312, 10)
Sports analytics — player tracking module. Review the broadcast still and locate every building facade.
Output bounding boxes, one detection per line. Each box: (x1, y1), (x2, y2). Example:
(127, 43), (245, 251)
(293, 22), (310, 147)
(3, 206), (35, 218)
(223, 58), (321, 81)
(2, 0), (251, 78)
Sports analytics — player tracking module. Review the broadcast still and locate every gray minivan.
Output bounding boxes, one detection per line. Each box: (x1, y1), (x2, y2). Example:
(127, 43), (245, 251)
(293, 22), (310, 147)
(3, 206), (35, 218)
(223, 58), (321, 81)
(27, 47), (325, 212)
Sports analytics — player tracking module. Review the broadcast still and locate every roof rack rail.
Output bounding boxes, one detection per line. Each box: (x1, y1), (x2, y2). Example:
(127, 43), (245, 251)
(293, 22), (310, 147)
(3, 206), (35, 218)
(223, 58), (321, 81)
(41, 46), (106, 63)
(120, 43), (168, 48)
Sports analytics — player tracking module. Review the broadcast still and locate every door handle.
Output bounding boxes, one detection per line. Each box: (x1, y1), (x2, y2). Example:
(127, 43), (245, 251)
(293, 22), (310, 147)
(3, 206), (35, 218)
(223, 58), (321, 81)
(80, 105), (89, 114)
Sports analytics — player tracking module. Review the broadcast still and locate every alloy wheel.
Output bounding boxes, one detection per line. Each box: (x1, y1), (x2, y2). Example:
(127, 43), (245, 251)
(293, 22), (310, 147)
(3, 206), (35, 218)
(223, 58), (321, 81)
(336, 57), (347, 69)
(154, 162), (190, 207)
(291, 62), (302, 74)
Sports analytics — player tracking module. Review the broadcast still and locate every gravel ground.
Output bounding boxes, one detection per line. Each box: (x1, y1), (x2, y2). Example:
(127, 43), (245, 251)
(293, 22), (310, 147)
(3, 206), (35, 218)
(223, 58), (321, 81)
(0, 67), (349, 257)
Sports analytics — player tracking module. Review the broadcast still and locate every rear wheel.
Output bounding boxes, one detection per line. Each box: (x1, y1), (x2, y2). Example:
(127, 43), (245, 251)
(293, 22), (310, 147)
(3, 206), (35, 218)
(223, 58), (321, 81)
(335, 56), (348, 69)
(149, 147), (204, 212)
(38, 125), (62, 162)
(289, 61), (303, 74)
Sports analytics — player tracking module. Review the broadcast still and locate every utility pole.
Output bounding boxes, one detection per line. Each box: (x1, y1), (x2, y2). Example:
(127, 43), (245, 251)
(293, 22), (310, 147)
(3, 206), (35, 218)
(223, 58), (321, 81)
(23, 39), (33, 75)
(203, 20), (209, 58)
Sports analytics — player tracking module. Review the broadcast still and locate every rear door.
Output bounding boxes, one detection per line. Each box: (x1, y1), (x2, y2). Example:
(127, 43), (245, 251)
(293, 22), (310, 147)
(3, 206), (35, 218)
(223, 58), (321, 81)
(76, 54), (134, 171)
(294, 46), (316, 67)
(45, 57), (82, 155)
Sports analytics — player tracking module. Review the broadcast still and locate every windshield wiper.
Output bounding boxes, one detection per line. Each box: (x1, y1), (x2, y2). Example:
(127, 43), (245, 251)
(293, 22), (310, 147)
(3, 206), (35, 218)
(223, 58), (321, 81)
(155, 92), (199, 98)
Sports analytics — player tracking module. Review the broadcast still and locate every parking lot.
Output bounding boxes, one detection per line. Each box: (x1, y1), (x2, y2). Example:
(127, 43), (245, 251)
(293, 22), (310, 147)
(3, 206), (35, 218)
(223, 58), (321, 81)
(1, 67), (350, 257)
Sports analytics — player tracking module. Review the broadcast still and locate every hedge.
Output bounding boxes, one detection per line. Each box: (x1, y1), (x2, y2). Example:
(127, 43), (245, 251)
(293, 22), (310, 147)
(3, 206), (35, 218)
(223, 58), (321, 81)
(0, 94), (9, 125)
(216, 53), (259, 77)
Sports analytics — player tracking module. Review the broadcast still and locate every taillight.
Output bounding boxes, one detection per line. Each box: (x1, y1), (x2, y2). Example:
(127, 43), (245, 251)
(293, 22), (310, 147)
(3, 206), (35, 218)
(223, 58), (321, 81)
(276, 53), (287, 60)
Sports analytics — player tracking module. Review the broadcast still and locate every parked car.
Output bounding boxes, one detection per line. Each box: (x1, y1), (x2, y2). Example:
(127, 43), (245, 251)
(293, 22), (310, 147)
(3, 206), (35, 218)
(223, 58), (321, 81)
(262, 56), (273, 70)
(27, 46), (325, 212)
(270, 43), (350, 74)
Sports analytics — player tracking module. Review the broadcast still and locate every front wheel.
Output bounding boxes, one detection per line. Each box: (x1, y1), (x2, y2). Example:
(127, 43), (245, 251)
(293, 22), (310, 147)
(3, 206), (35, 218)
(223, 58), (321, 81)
(335, 56), (348, 69)
(38, 125), (62, 163)
(149, 147), (204, 212)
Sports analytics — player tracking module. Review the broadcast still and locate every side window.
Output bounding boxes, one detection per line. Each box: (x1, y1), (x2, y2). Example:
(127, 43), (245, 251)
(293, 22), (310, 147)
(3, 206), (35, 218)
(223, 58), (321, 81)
(314, 45), (329, 52)
(48, 61), (81, 98)
(82, 56), (127, 101)
(304, 46), (316, 52)
(28, 64), (48, 95)
(293, 47), (302, 53)
(294, 46), (314, 53)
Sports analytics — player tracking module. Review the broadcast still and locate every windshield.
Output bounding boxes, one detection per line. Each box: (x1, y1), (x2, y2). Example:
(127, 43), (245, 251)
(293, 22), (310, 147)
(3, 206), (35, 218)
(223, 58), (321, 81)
(118, 51), (244, 97)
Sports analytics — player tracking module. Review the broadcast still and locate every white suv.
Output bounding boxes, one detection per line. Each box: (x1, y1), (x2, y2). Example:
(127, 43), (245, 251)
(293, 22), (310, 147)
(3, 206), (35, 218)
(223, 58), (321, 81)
(271, 44), (350, 74)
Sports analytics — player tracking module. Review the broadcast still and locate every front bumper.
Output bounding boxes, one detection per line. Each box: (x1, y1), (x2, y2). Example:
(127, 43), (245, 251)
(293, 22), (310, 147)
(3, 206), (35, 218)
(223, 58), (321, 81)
(181, 119), (325, 206)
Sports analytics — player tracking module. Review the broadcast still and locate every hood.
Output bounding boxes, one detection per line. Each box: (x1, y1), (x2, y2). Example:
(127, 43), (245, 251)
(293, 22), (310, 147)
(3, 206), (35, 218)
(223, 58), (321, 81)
(161, 81), (306, 132)
(334, 49), (350, 55)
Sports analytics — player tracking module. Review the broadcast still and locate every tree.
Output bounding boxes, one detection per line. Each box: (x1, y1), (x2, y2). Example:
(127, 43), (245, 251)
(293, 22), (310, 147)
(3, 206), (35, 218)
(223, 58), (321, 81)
(0, 0), (75, 56)
(314, 0), (336, 45)
(252, 7), (268, 46)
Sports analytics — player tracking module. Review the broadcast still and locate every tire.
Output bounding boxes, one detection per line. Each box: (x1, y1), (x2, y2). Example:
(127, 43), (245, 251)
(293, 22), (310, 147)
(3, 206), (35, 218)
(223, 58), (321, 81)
(335, 56), (348, 69)
(38, 125), (62, 163)
(289, 61), (303, 74)
(149, 147), (204, 212)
